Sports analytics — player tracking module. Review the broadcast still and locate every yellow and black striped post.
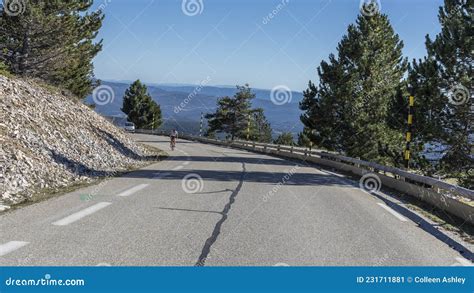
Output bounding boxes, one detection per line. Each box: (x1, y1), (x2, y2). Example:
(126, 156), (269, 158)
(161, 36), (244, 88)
(404, 96), (415, 169)
(246, 113), (251, 141)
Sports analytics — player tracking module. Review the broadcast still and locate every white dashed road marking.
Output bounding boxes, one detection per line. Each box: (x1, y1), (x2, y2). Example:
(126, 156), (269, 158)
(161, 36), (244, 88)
(173, 166), (184, 171)
(0, 241), (29, 257)
(377, 203), (408, 222)
(117, 184), (149, 197)
(52, 202), (112, 226)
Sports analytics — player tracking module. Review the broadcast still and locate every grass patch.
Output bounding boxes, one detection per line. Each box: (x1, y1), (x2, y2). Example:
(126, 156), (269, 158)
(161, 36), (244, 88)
(0, 71), (13, 78)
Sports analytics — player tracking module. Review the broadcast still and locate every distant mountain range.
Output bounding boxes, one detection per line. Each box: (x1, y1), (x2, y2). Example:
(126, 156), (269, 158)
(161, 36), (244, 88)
(85, 81), (305, 136)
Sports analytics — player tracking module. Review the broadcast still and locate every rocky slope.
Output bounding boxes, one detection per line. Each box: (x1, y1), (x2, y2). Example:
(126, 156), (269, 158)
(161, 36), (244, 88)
(0, 76), (161, 210)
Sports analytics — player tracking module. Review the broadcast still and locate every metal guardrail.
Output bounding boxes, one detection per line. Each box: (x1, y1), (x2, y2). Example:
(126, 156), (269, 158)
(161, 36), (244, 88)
(135, 129), (474, 224)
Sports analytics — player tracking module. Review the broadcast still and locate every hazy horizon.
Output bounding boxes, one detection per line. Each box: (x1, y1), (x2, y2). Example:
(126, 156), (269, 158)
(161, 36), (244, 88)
(92, 0), (444, 92)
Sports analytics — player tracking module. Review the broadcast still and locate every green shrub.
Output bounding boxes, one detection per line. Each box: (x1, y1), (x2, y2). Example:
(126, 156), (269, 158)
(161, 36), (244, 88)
(0, 61), (12, 77)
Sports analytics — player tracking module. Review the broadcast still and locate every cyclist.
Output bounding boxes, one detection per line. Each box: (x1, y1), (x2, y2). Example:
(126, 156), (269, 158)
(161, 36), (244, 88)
(170, 129), (178, 150)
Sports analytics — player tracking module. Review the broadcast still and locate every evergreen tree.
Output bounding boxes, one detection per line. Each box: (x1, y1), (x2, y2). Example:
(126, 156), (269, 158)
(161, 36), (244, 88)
(0, 0), (103, 99)
(297, 128), (312, 148)
(248, 108), (272, 143)
(274, 132), (295, 146)
(409, 0), (473, 188)
(206, 84), (256, 140)
(300, 12), (408, 165)
(122, 80), (162, 130)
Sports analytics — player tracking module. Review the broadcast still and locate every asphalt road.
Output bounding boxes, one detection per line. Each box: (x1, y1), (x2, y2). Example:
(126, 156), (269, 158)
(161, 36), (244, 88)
(0, 134), (472, 266)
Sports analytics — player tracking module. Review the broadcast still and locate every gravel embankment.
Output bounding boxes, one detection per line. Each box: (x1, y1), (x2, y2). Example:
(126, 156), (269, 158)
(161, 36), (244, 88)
(0, 76), (161, 210)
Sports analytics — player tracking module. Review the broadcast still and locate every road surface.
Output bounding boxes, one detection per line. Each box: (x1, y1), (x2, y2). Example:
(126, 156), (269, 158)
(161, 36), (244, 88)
(0, 134), (471, 266)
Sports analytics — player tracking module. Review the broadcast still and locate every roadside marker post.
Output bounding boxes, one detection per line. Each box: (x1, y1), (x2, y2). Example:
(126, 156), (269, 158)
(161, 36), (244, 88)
(247, 113), (251, 141)
(405, 96), (414, 169)
(199, 112), (204, 137)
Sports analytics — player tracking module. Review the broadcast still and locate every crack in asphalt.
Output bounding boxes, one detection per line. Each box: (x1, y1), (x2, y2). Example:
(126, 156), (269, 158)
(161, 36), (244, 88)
(195, 162), (247, 266)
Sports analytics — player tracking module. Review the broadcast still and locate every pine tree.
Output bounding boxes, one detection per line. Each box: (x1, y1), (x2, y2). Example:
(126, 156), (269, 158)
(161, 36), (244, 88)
(206, 84), (257, 140)
(274, 132), (295, 146)
(297, 128), (312, 148)
(300, 12), (408, 165)
(0, 0), (103, 99)
(409, 0), (473, 188)
(249, 108), (272, 143)
(122, 80), (162, 130)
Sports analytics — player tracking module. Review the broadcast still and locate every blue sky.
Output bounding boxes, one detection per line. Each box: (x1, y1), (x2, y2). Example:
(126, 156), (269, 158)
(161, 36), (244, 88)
(92, 0), (444, 91)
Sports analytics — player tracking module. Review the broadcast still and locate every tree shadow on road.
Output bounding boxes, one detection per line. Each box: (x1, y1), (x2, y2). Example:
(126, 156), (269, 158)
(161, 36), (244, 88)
(50, 150), (114, 178)
(94, 128), (162, 161)
(120, 168), (348, 187)
(167, 156), (300, 167)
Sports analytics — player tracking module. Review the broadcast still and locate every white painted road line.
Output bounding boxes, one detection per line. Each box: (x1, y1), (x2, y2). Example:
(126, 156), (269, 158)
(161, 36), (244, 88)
(455, 257), (473, 266)
(183, 161), (190, 166)
(52, 202), (112, 226)
(0, 241), (29, 257)
(377, 203), (408, 222)
(173, 166), (184, 171)
(117, 184), (149, 197)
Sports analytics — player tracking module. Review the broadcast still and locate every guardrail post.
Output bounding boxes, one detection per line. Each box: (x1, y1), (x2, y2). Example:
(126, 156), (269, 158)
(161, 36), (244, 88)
(277, 145), (280, 152)
(290, 146), (293, 153)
